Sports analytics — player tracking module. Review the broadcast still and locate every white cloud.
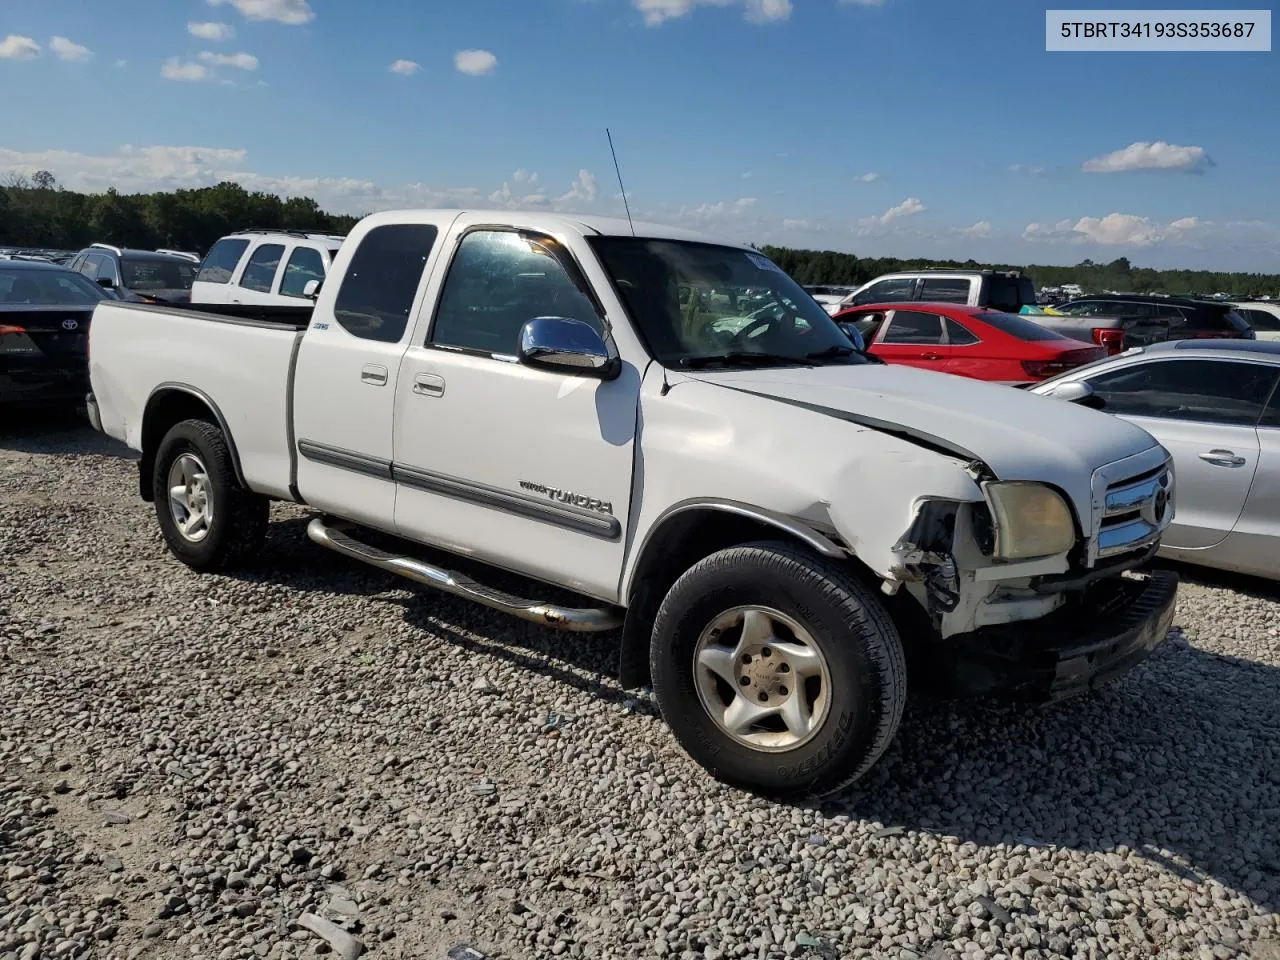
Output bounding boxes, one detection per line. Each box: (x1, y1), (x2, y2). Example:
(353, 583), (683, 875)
(741, 171), (752, 179)
(0, 35), (41, 60)
(199, 51), (259, 70)
(558, 169), (599, 203)
(454, 49), (497, 75)
(49, 36), (91, 61)
(115, 59), (128, 68)
(633, 0), (792, 26)
(1009, 163), (1047, 176)
(960, 220), (992, 238)
(388, 59), (420, 76)
(189, 21), (235, 40)
(207, 0), (314, 25)
(855, 172), (879, 182)
(841, 0), (885, 5)
(876, 196), (925, 224)
(1023, 212), (1202, 246)
(513, 169), (539, 184)
(1082, 141), (1214, 174)
(782, 218), (819, 231)
(161, 58), (210, 82)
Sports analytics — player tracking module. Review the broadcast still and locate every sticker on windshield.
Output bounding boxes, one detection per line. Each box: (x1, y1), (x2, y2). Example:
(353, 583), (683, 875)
(746, 253), (784, 273)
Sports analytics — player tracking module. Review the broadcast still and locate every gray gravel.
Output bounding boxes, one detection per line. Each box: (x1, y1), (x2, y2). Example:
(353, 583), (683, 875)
(2, 416), (1278, 960)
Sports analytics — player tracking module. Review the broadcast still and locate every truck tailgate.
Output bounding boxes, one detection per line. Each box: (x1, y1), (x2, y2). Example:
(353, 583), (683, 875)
(88, 302), (303, 500)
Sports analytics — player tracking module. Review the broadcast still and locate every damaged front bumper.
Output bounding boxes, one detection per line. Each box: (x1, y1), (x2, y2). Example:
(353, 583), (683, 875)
(926, 567), (1179, 701)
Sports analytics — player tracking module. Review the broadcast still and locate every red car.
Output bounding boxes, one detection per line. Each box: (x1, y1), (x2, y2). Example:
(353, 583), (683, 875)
(833, 302), (1108, 385)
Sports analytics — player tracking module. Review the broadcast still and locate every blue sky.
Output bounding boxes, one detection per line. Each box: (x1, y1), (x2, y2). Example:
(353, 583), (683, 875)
(1, 0), (1276, 270)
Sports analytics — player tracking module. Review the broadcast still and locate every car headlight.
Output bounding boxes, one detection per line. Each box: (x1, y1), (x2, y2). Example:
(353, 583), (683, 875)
(982, 481), (1076, 561)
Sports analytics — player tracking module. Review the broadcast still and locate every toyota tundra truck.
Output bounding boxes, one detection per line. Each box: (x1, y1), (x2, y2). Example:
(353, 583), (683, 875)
(85, 209), (1179, 799)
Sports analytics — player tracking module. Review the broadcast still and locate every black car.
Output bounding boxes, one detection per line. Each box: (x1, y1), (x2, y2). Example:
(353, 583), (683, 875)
(66, 244), (196, 303)
(0, 260), (109, 409)
(1051, 294), (1254, 344)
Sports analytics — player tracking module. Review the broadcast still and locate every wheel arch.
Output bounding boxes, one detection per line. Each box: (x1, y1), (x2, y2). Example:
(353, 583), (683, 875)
(139, 383), (246, 502)
(618, 499), (856, 689)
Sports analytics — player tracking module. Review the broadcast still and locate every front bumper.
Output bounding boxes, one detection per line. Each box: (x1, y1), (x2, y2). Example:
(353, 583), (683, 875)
(941, 568), (1178, 701)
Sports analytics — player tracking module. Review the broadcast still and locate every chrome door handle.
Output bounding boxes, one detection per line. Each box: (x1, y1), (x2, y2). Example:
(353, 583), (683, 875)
(412, 373), (445, 397)
(1198, 449), (1246, 467)
(361, 364), (388, 386)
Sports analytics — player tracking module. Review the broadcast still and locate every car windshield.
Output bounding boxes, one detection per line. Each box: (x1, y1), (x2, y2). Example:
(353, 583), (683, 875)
(975, 309), (1069, 341)
(0, 266), (109, 305)
(121, 258), (197, 291)
(588, 237), (872, 368)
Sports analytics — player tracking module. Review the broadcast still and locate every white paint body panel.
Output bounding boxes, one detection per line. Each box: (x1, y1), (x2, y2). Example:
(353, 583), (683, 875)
(87, 303), (299, 499)
(91, 207), (1172, 617)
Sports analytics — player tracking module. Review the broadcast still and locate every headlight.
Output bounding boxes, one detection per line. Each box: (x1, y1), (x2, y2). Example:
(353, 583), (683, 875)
(982, 481), (1076, 561)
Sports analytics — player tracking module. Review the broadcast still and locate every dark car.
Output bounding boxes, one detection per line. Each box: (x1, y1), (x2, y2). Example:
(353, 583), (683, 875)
(0, 260), (109, 409)
(1041, 294), (1254, 354)
(66, 244), (197, 303)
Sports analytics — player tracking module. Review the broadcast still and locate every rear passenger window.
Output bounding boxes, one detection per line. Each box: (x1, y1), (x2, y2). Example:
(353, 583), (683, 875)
(333, 224), (438, 343)
(430, 230), (603, 355)
(920, 278), (970, 303)
(280, 247), (326, 298)
(197, 238), (251, 285)
(945, 317), (980, 344)
(239, 244), (284, 293)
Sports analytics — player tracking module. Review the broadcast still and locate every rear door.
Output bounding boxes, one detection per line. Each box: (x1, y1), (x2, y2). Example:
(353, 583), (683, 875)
(871, 309), (952, 371)
(292, 217), (453, 531)
(1081, 357), (1277, 549)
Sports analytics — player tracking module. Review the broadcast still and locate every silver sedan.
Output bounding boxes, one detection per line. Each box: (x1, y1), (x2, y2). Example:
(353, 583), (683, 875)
(1029, 339), (1280, 579)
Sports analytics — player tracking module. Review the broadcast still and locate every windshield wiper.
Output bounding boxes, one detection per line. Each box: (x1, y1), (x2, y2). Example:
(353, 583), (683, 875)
(679, 352), (813, 369)
(805, 344), (857, 361)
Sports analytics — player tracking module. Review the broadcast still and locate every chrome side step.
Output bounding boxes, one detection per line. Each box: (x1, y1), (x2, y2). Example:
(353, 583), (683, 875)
(306, 516), (623, 633)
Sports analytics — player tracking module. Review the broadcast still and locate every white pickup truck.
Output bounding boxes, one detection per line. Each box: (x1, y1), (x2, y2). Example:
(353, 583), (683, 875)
(86, 209), (1179, 799)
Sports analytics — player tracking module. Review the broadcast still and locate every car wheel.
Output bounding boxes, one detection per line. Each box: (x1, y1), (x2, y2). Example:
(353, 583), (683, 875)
(649, 540), (907, 800)
(152, 418), (268, 572)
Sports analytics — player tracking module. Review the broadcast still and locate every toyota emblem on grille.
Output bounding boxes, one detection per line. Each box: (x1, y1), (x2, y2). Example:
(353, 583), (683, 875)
(1141, 475), (1171, 526)
(61, 318), (78, 331)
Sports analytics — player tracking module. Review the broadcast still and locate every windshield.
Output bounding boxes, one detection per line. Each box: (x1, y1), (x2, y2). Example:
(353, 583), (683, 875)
(0, 266), (109, 305)
(121, 258), (197, 291)
(589, 238), (872, 368)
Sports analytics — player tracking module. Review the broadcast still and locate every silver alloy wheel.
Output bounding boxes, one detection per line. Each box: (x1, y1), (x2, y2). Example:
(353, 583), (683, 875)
(167, 453), (214, 543)
(692, 605), (832, 752)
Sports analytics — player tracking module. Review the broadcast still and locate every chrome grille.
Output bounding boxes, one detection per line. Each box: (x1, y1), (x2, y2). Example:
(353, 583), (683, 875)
(1096, 463), (1174, 559)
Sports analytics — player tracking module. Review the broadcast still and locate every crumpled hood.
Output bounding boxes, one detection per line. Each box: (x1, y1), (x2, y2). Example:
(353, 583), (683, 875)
(686, 363), (1160, 482)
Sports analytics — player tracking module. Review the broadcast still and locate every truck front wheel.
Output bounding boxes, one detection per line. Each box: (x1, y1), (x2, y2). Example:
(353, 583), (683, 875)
(649, 540), (907, 800)
(152, 419), (268, 572)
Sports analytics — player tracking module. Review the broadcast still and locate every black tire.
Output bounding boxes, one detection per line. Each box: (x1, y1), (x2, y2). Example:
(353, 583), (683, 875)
(649, 540), (907, 800)
(152, 418), (268, 572)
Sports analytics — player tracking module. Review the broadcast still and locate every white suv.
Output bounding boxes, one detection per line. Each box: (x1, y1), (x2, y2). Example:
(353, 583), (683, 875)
(190, 229), (345, 306)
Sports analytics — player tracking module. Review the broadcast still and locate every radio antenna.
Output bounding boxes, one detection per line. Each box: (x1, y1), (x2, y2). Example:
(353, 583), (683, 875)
(606, 128), (636, 237)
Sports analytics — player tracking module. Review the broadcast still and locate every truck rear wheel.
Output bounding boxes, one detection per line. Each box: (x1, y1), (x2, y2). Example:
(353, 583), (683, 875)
(152, 419), (268, 572)
(649, 540), (907, 800)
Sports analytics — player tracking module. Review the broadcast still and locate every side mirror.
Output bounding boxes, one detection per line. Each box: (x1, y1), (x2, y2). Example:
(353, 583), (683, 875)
(518, 317), (620, 379)
(1045, 380), (1096, 404)
(836, 322), (866, 352)
(302, 279), (322, 299)
(97, 276), (115, 289)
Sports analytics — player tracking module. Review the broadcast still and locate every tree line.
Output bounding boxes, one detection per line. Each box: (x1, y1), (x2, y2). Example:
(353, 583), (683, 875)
(2, 174), (1275, 296)
(0, 173), (358, 254)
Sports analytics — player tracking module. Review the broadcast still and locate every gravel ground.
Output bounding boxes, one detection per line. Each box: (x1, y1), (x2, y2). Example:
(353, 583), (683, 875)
(2, 415), (1279, 960)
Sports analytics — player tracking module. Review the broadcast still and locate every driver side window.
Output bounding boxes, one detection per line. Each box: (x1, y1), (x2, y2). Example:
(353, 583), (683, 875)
(1085, 358), (1278, 425)
(430, 230), (603, 355)
(881, 310), (944, 345)
(854, 277), (916, 306)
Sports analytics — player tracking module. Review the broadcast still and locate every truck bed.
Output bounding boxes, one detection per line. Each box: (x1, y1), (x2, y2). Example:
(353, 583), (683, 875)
(88, 301), (305, 500)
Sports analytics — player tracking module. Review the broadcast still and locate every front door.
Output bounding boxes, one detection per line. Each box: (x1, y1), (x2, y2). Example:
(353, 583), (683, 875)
(293, 218), (454, 530)
(872, 308), (953, 372)
(391, 223), (640, 601)
(1081, 356), (1278, 549)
